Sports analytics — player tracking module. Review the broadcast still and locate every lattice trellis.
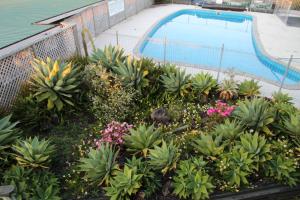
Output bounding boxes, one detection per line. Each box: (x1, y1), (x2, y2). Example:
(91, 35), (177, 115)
(0, 26), (77, 111)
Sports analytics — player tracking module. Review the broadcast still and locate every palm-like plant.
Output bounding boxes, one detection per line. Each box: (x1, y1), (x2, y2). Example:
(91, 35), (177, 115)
(218, 79), (238, 100)
(160, 67), (191, 97)
(113, 57), (149, 91)
(124, 124), (161, 157)
(30, 57), (81, 111)
(78, 143), (119, 186)
(148, 140), (180, 174)
(238, 79), (261, 98)
(13, 137), (55, 169)
(0, 115), (19, 153)
(89, 45), (126, 70)
(233, 98), (274, 135)
(191, 72), (217, 96)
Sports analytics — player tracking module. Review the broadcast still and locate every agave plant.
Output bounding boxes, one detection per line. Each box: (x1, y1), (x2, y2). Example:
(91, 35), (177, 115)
(173, 158), (214, 200)
(272, 91), (293, 104)
(191, 134), (224, 159)
(13, 137), (55, 168)
(160, 67), (191, 97)
(212, 119), (243, 149)
(217, 147), (254, 188)
(238, 132), (271, 170)
(78, 143), (119, 186)
(89, 45), (126, 70)
(238, 79), (261, 98)
(104, 165), (143, 200)
(30, 57), (81, 111)
(191, 72), (217, 97)
(233, 98), (274, 135)
(282, 113), (300, 147)
(148, 140), (180, 174)
(124, 124), (161, 157)
(218, 79), (238, 100)
(113, 57), (149, 91)
(0, 115), (19, 154)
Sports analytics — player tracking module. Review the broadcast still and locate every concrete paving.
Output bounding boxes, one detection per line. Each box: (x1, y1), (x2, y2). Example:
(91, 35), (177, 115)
(92, 4), (300, 107)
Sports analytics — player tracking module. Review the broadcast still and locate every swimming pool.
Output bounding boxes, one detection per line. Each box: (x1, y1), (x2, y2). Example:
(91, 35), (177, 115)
(138, 9), (300, 86)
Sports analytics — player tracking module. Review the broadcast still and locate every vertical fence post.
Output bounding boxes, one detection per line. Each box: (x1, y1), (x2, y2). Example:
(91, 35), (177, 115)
(217, 44), (224, 82)
(116, 31), (119, 46)
(163, 37), (167, 65)
(279, 54), (293, 92)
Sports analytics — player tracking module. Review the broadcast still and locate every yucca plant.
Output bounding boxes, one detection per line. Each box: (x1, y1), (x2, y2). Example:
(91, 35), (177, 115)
(282, 113), (300, 147)
(238, 132), (271, 170)
(173, 158), (214, 200)
(272, 91), (293, 104)
(218, 79), (238, 100)
(0, 115), (19, 154)
(30, 57), (81, 111)
(233, 98), (274, 135)
(160, 67), (191, 97)
(191, 134), (224, 159)
(148, 140), (180, 175)
(238, 79), (261, 98)
(113, 57), (149, 91)
(191, 72), (217, 97)
(104, 165), (143, 200)
(124, 124), (161, 157)
(89, 45), (126, 70)
(217, 148), (254, 188)
(13, 137), (55, 169)
(212, 119), (243, 149)
(78, 143), (119, 186)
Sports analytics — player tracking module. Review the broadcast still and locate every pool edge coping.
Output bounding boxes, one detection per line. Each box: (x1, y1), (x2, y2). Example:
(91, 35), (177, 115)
(132, 6), (300, 90)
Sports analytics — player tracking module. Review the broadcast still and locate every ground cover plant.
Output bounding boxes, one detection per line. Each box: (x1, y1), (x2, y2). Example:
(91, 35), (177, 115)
(0, 46), (299, 200)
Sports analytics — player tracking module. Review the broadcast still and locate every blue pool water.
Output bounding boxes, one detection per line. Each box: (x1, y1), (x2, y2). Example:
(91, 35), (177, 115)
(139, 9), (300, 85)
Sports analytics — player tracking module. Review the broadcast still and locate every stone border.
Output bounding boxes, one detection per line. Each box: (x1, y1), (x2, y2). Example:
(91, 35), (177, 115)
(133, 6), (300, 90)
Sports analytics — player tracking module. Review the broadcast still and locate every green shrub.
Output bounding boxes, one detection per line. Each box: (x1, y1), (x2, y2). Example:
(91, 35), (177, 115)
(104, 165), (143, 200)
(218, 79), (238, 100)
(124, 124), (161, 157)
(233, 98), (274, 135)
(282, 113), (300, 147)
(191, 72), (217, 97)
(217, 148), (254, 188)
(238, 79), (261, 97)
(238, 132), (271, 170)
(13, 136), (55, 169)
(89, 45), (126, 70)
(160, 67), (191, 97)
(4, 166), (60, 200)
(113, 57), (149, 91)
(78, 143), (119, 186)
(272, 91), (293, 104)
(0, 115), (19, 154)
(173, 158), (214, 200)
(30, 57), (81, 111)
(148, 140), (180, 174)
(191, 134), (224, 159)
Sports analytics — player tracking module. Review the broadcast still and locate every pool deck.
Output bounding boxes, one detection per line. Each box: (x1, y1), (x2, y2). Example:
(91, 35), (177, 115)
(92, 4), (300, 107)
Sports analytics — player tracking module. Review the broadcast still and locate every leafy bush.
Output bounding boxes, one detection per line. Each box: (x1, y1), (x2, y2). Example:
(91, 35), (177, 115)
(95, 121), (133, 147)
(282, 113), (300, 147)
(238, 79), (261, 97)
(124, 124), (161, 157)
(272, 91), (293, 104)
(191, 72), (217, 97)
(78, 143), (119, 186)
(4, 166), (60, 200)
(218, 79), (238, 100)
(30, 57), (81, 111)
(160, 67), (191, 97)
(90, 45), (126, 70)
(113, 57), (149, 91)
(191, 134), (224, 159)
(0, 115), (19, 154)
(233, 98), (274, 135)
(173, 158), (214, 200)
(148, 140), (180, 174)
(217, 148), (254, 188)
(104, 165), (143, 200)
(13, 136), (55, 169)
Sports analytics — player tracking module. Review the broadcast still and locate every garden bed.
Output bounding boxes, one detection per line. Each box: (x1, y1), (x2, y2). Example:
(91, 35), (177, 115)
(0, 45), (300, 200)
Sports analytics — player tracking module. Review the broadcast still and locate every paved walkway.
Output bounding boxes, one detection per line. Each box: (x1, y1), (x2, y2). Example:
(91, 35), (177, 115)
(92, 4), (300, 107)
